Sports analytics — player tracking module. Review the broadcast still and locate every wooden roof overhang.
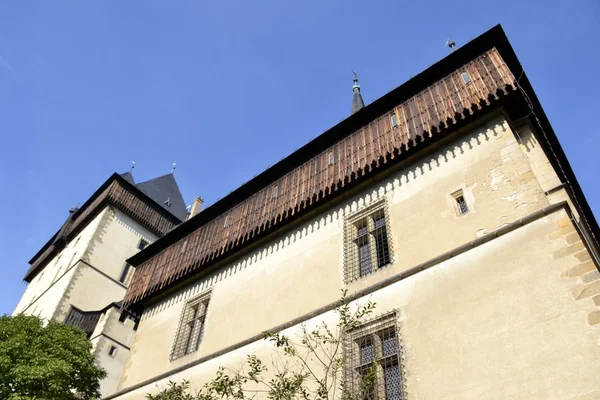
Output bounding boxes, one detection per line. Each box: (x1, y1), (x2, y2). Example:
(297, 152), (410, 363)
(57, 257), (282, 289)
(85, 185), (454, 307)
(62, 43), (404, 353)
(123, 24), (600, 310)
(24, 174), (182, 282)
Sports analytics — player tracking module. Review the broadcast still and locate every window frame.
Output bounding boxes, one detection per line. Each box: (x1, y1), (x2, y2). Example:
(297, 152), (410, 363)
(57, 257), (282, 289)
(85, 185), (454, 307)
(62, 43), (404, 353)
(343, 199), (394, 284)
(108, 345), (118, 357)
(170, 291), (212, 361)
(343, 311), (404, 400)
(118, 263), (132, 284)
(451, 189), (469, 216)
(138, 239), (149, 251)
(461, 71), (472, 85)
(390, 113), (399, 128)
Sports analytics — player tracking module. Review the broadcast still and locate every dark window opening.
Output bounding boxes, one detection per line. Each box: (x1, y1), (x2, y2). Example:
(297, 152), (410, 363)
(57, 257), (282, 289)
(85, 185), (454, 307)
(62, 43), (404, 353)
(138, 239), (149, 251)
(356, 220), (372, 277)
(118, 312), (127, 323)
(391, 114), (399, 128)
(118, 264), (131, 284)
(454, 192), (468, 215)
(108, 345), (117, 357)
(373, 211), (390, 268)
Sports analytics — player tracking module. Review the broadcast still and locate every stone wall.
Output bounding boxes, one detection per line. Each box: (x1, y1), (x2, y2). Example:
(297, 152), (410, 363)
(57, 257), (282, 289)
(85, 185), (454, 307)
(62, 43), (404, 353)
(12, 207), (106, 319)
(111, 115), (599, 397)
(112, 207), (600, 400)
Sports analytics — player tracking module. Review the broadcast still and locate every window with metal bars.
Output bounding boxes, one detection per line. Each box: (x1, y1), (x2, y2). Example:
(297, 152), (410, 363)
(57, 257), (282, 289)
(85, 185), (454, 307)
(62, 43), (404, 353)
(344, 202), (392, 283)
(452, 190), (469, 215)
(343, 312), (404, 400)
(170, 292), (211, 361)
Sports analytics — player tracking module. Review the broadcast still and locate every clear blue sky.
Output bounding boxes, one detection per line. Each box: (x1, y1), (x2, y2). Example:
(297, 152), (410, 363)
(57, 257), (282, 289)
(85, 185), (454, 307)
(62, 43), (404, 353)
(1, 1), (599, 314)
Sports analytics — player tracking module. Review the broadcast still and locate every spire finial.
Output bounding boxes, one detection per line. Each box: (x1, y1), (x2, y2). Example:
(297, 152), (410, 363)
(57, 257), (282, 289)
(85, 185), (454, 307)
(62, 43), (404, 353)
(171, 163), (176, 174)
(130, 161), (135, 173)
(351, 71), (365, 115)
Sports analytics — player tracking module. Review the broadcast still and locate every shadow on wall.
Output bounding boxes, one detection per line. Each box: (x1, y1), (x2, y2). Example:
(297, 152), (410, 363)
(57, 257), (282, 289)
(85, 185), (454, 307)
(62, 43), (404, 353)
(143, 119), (509, 319)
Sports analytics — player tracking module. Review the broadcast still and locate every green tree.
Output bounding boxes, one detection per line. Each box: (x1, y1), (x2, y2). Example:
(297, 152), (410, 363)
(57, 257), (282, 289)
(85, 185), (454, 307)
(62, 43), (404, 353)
(0, 314), (106, 400)
(147, 291), (377, 400)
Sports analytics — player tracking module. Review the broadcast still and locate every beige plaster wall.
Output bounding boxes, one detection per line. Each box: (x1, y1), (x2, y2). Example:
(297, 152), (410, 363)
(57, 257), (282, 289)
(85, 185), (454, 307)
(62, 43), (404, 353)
(114, 209), (600, 400)
(13, 204), (160, 398)
(91, 306), (138, 397)
(49, 206), (159, 321)
(516, 121), (562, 194)
(86, 207), (158, 283)
(118, 116), (561, 389)
(12, 207), (107, 319)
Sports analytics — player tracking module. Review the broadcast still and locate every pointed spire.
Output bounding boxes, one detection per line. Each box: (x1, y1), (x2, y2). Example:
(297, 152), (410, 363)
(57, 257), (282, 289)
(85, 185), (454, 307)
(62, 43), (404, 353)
(351, 72), (365, 115)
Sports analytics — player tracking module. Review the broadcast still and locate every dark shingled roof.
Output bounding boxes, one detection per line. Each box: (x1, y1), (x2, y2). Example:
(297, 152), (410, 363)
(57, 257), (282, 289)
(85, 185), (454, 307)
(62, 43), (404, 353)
(120, 171), (135, 185)
(351, 74), (365, 115)
(135, 174), (187, 221)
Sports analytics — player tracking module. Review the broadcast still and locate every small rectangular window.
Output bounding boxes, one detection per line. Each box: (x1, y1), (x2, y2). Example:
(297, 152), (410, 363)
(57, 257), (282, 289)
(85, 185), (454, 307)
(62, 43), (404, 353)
(138, 239), (149, 251)
(118, 264), (131, 284)
(453, 190), (468, 215)
(223, 214), (230, 228)
(390, 113), (399, 128)
(108, 345), (118, 357)
(273, 185), (278, 198)
(461, 71), (472, 84)
(328, 152), (334, 166)
(171, 292), (211, 360)
(118, 312), (127, 323)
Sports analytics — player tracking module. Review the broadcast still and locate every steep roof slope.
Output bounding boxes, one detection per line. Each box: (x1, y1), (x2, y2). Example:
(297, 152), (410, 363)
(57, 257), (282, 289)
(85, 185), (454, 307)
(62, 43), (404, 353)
(120, 171), (135, 185)
(135, 174), (187, 221)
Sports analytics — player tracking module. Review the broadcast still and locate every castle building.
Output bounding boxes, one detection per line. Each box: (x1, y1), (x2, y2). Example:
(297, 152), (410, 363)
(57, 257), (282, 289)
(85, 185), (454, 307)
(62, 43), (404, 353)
(13, 171), (192, 397)
(16, 24), (600, 400)
(105, 25), (600, 399)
